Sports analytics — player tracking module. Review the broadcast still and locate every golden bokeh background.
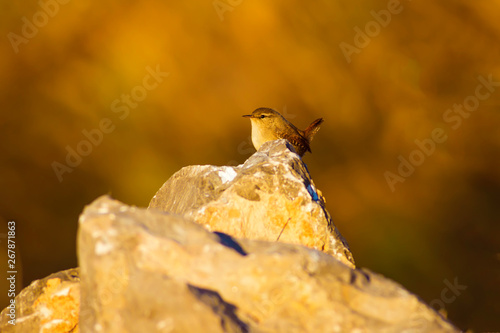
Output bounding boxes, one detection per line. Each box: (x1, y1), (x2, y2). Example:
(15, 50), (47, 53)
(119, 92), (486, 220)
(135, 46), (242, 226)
(1, 0), (499, 330)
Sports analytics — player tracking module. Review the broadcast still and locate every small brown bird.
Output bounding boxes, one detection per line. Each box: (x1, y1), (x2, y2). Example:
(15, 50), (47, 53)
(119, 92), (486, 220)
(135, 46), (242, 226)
(243, 107), (323, 157)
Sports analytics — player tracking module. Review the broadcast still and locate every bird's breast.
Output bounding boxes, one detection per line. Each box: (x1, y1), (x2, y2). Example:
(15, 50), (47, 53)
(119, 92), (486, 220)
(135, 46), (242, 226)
(251, 123), (278, 150)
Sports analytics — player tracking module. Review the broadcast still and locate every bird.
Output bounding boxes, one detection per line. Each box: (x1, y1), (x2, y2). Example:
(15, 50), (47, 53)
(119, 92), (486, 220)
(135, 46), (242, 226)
(243, 107), (323, 157)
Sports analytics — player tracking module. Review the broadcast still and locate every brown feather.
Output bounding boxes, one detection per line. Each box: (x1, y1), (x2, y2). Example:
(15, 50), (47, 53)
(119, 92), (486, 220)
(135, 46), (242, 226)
(304, 118), (324, 141)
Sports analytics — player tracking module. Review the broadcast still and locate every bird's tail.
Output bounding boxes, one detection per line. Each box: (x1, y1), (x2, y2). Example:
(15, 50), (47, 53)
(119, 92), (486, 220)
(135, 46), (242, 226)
(304, 118), (324, 141)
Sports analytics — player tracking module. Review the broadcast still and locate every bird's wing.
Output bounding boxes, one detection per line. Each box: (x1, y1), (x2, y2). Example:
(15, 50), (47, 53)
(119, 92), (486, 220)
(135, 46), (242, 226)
(281, 133), (311, 154)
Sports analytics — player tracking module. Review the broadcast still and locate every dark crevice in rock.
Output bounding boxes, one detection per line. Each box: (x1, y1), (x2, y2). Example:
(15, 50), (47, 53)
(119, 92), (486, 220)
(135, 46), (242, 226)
(187, 284), (250, 333)
(215, 232), (248, 256)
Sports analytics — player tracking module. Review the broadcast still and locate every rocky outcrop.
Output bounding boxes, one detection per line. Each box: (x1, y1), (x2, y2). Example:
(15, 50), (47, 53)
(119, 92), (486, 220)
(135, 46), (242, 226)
(149, 139), (354, 268)
(76, 196), (458, 332)
(0, 268), (80, 333)
(1, 140), (461, 332)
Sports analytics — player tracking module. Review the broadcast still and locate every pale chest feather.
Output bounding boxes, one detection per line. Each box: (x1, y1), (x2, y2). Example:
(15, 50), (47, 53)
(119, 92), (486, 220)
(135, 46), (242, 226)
(251, 122), (278, 150)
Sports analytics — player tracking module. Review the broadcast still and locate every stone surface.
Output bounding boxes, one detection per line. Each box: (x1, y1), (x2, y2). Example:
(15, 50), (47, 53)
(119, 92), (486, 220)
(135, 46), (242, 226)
(78, 196), (459, 333)
(0, 268), (80, 333)
(149, 139), (355, 268)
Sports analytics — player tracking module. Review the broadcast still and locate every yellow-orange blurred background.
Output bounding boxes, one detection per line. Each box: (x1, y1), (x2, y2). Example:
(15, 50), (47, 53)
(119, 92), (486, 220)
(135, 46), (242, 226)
(1, 0), (499, 330)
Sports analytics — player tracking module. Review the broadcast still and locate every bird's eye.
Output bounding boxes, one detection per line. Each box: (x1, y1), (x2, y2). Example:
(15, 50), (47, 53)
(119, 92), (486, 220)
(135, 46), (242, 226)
(259, 115), (266, 119)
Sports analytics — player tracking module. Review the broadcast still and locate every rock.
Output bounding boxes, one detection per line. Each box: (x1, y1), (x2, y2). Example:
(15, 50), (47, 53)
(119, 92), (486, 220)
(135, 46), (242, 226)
(0, 268), (80, 333)
(77, 196), (459, 333)
(149, 139), (355, 268)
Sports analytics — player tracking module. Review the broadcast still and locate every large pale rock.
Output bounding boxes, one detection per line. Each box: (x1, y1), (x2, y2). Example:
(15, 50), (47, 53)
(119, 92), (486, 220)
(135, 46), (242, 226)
(78, 196), (459, 333)
(149, 139), (355, 268)
(0, 268), (80, 333)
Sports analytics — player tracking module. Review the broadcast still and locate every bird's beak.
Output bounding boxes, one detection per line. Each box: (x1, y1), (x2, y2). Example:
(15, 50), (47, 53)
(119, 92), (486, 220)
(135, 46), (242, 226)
(242, 114), (253, 118)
